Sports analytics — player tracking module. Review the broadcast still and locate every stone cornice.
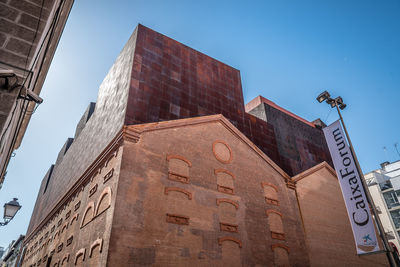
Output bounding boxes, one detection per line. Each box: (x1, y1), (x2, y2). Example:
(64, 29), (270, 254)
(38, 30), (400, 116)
(123, 126), (141, 143)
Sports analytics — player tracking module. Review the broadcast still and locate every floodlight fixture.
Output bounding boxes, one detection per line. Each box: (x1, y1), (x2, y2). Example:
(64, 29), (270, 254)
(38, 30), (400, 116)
(316, 90), (330, 103)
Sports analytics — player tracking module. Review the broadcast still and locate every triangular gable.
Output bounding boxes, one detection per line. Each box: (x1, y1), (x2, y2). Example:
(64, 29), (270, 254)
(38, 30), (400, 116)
(123, 114), (291, 181)
(292, 161), (336, 183)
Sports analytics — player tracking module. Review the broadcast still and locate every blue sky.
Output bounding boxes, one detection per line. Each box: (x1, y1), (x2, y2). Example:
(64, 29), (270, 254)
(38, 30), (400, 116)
(1, 0), (399, 247)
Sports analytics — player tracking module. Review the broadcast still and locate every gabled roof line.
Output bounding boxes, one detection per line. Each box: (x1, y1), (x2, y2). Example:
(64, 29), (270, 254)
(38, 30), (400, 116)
(292, 161), (336, 183)
(125, 114), (291, 180)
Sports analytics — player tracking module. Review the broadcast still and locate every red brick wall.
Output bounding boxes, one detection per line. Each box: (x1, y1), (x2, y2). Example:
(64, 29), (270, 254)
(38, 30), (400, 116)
(109, 120), (309, 266)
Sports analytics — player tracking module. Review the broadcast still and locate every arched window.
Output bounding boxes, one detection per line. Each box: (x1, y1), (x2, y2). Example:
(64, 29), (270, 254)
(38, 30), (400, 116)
(216, 169), (235, 195)
(95, 187), (112, 216)
(89, 238), (103, 258)
(81, 202), (95, 228)
(262, 182), (279, 205)
(74, 248), (86, 265)
(218, 237), (241, 266)
(167, 154), (191, 183)
(61, 254), (69, 266)
(272, 244), (289, 267)
(266, 210), (285, 240)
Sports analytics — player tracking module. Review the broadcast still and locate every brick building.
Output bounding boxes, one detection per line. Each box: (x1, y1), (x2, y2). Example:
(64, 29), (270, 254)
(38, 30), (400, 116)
(0, 0), (74, 188)
(21, 25), (387, 266)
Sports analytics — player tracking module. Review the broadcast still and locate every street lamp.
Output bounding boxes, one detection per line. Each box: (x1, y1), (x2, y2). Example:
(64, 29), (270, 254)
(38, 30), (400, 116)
(317, 91), (397, 267)
(0, 198), (21, 226)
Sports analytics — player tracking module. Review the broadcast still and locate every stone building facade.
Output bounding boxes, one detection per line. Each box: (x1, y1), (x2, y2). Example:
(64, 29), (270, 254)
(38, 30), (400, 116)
(21, 25), (387, 266)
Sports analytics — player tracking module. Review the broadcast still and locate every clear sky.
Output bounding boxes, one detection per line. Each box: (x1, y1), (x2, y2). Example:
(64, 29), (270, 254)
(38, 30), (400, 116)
(1, 0), (399, 248)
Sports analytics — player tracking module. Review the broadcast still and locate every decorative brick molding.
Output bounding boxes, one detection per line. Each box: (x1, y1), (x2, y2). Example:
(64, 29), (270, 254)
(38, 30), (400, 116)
(271, 231), (285, 240)
(216, 198), (239, 209)
(261, 182), (278, 192)
(103, 168), (114, 183)
(61, 222), (68, 233)
(265, 197), (279, 206)
(218, 237), (242, 248)
(80, 201), (95, 228)
(166, 154), (192, 167)
(70, 213), (79, 225)
(214, 169), (236, 179)
(271, 243), (289, 253)
(74, 201), (81, 211)
(61, 254), (69, 265)
(89, 238), (103, 258)
(267, 210), (284, 236)
(123, 125), (141, 143)
(285, 179), (296, 190)
(89, 184), (98, 197)
(262, 183), (279, 206)
(67, 235), (73, 246)
(218, 185), (234, 195)
(164, 187), (192, 200)
(75, 248), (86, 264)
(212, 140), (233, 164)
(57, 242), (63, 253)
(166, 214), (189, 225)
(266, 209), (283, 217)
(104, 149), (118, 167)
(168, 172), (189, 184)
(95, 186), (112, 216)
(220, 222), (239, 233)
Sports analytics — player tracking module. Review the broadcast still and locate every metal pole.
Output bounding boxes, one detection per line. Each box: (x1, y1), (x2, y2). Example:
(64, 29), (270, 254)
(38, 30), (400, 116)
(335, 103), (397, 267)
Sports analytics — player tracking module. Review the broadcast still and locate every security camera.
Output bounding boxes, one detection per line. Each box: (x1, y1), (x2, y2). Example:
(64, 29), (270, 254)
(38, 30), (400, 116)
(26, 90), (43, 104)
(0, 69), (15, 78)
(19, 87), (43, 104)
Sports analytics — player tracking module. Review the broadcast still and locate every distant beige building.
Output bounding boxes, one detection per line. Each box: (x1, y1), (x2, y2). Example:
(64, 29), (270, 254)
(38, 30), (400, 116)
(365, 160), (400, 254)
(1, 235), (24, 267)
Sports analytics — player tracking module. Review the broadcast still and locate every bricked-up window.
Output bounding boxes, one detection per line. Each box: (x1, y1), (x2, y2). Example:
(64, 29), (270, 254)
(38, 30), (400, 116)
(272, 245), (290, 267)
(81, 202), (95, 228)
(262, 182), (279, 205)
(266, 210), (285, 240)
(216, 169), (235, 195)
(95, 187), (112, 216)
(167, 155), (192, 184)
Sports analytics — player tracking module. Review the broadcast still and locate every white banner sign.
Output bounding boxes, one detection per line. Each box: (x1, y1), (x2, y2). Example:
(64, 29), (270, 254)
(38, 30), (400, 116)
(323, 120), (379, 254)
